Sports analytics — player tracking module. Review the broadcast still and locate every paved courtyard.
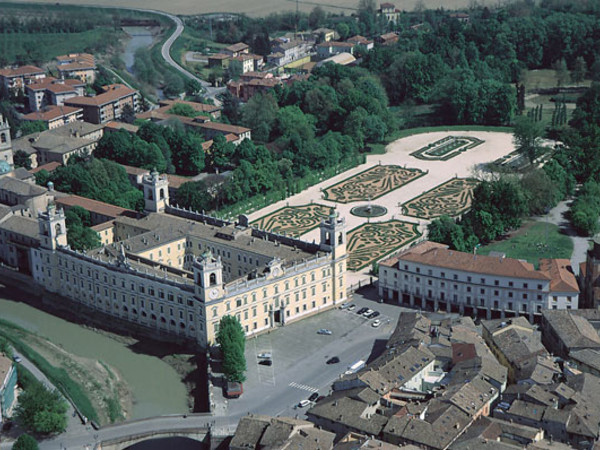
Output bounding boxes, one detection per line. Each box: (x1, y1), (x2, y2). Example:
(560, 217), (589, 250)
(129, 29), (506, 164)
(249, 130), (516, 278)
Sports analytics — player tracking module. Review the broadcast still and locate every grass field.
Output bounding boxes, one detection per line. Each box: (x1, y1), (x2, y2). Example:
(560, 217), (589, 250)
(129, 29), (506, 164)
(477, 221), (573, 268)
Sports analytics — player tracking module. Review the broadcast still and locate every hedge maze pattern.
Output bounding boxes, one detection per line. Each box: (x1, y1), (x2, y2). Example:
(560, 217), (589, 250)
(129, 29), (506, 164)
(323, 165), (425, 204)
(251, 204), (332, 237)
(402, 178), (480, 219)
(410, 136), (484, 161)
(347, 220), (422, 271)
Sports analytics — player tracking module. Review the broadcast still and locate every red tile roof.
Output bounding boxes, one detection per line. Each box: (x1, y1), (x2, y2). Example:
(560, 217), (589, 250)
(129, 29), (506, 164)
(0, 65), (44, 77)
(226, 42), (249, 53)
(55, 195), (137, 219)
(64, 84), (137, 107)
(22, 105), (82, 122)
(198, 121), (250, 135)
(57, 61), (96, 72)
(29, 161), (62, 174)
(539, 258), (580, 293)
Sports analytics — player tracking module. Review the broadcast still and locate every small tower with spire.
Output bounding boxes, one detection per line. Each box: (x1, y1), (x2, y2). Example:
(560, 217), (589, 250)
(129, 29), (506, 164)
(0, 114), (13, 169)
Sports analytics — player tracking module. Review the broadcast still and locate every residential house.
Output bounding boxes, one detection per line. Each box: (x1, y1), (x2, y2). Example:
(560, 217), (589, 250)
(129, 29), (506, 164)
(379, 241), (580, 322)
(207, 53), (231, 69)
(0, 65), (45, 92)
(377, 32), (399, 46)
(448, 13), (470, 23)
(316, 41), (355, 59)
(268, 39), (313, 67)
(64, 84), (138, 124)
(229, 54), (255, 75)
(223, 42), (249, 57)
(378, 3), (401, 24)
(347, 35), (375, 51)
(22, 105), (83, 130)
(0, 354), (17, 424)
(55, 53), (96, 84)
(313, 28), (336, 43)
(26, 77), (85, 111)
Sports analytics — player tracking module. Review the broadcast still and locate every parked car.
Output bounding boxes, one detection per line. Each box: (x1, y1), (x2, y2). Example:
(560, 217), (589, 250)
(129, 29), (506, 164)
(347, 304), (356, 311)
(298, 399), (311, 408)
(13, 355), (21, 363)
(326, 356), (340, 364)
(308, 392), (319, 402)
(259, 359), (273, 366)
(357, 307), (369, 315)
(226, 382), (243, 398)
(362, 309), (374, 317)
(370, 311), (381, 319)
(372, 319), (381, 328)
(258, 352), (272, 359)
(317, 329), (332, 335)
(339, 303), (351, 310)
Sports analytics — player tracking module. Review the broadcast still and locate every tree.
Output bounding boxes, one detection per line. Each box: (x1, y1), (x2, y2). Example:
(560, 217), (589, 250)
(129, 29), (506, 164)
(185, 78), (203, 96)
(336, 22), (350, 40)
(13, 434), (39, 450)
(121, 104), (135, 124)
(519, 169), (559, 215)
(571, 57), (587, 85)
(513, 115), (544, 163)
(216, 316), (246, 383)
(163, 72), (185, 98)
(242, 93), (279, 142)
(15, 382), (68, 434)
(553, 58), (568, 87)
(19, 121), (46, 137)
(428, 215), (468, 251)
(308, 6), (326, 29)
(65, 206), (100, 251)
(13, 150), (32, 170)
(173, 180), (215, 212)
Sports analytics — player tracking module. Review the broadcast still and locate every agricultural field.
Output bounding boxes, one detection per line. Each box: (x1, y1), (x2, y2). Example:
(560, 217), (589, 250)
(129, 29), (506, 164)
(402, 178), (479, 219)
(346, 220), (421, 271)
(323, 165), (425, 204)
(251, 204), (332, 237)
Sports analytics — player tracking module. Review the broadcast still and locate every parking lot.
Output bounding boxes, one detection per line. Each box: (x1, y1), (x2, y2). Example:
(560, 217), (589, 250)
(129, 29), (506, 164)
(214, 285), (416, 421)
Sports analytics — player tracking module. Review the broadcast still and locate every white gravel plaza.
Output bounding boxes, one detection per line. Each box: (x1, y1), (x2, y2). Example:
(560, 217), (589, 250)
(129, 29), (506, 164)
(248, 130), (516, 281)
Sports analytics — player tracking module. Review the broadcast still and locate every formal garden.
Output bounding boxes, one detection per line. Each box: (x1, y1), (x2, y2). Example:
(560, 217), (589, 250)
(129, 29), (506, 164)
(251, 204), (332, 237)
(402, 178), (480, 219)
(323, 165), (425, 204)
(410, 136), (484, 161)
(346, 220), (422, 271)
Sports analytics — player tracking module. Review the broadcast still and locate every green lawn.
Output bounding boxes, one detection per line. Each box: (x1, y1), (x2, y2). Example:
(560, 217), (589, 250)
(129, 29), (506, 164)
(477, 221), (573, 268)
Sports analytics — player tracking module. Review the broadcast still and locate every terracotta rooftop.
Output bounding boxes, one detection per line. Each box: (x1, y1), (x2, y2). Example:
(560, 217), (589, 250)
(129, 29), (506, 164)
(198, 121), (250, 135)
(64, 84), (137, 107)
(22, 105), (82, 122)
(383, 241), (551, 280)
(0, 65), (44, 77)
(539, 259), (579, 293)
(29, 161), (62, 174)
(57, 61), (96, 72)
(104, 121), (139, 133)
(201, 133), (238, 151)
(226, 42), (249, 53)
(208, 53), (230, 60)
(55, 195), (137, 219)
(56, 53), (95, 64)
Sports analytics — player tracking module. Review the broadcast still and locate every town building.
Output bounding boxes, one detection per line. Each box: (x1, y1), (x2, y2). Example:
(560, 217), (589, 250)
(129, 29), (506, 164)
(55, 53), (96, 84)
(0, 65), (45, 92)
(0, 114), (12, 170)
(11, 121), (104, 168)
(379, 242), (579, 322)
(64, 84), (139, 124)
(377, 32), (399, 46)
(267, 39), (313, 67)
(316, 42), (355, 59)
(223, 42), (249, 57)
(0, 354), (17, 424)
(540, 310), (600, 359)
(313, 28), (336, 43)
(229, 414), (336, 449)
(378, 3), (401, 24)
(26, 77), (86, 112)
(346, 35), (375, 51)
(22, 105), (83, 130)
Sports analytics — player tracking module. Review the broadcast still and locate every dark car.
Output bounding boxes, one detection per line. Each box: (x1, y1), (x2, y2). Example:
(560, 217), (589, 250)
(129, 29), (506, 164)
(357, 307), (369, 315)
(368, 311), (380, 319)
(327, 356), (340, 364)
(308, 392), (319, 402)
(259, 359), (273, 366)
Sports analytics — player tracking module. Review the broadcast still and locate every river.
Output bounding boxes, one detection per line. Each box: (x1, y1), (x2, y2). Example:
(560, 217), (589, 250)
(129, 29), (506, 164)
(121, 26), (165, 100)
(0, 286), (188, 419)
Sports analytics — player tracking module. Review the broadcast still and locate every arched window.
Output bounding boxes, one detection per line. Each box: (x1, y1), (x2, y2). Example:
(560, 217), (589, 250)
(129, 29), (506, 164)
(0, 133), (6, 144)
(209, 273), (216, 286)
(170, 319), (176, 326)
(55, 223), (62, 235)
(159, 188), (165, 199)
(338, 232), (343, 245)
(161, 317), (166, 323)
(180, 322), (185, 329)
(151, 314), (157, 320)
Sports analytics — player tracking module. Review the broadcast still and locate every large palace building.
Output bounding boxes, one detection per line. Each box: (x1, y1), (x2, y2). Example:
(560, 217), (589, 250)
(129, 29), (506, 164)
(25, 171), (347, 347)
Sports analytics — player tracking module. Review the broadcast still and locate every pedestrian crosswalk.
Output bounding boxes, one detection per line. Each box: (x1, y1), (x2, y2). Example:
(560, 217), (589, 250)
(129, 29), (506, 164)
(289, 382), (318, 392)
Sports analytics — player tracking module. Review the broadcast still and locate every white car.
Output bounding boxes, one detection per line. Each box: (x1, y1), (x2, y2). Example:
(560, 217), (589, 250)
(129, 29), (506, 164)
(13, 355), (21, 363)
(298, 399), (311, 408)
(363, 309), (374, 317)
(372, 319), (381, 328)
(317, 329), (332, 335)
(258, 352), (272, 359)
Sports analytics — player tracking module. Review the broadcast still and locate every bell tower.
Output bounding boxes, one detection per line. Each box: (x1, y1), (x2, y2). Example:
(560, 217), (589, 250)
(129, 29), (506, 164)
(38, 203), (68, 250)
(320, 207), (346, 260)
(0, 114), (13, 168)
(193, 251), (223, 302)
(142, 169), (169, 213)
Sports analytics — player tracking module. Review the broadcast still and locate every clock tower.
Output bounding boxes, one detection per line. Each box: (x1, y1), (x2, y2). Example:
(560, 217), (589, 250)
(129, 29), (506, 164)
(193, 251), (223, 302)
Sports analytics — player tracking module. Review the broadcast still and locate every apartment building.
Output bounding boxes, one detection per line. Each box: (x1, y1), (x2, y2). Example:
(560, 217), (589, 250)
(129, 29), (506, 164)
(22, 105), (83, 130)
(379, 242), (579, 322)
(26, 77), (85, 112)
(64, 84), (138, 124)
(0, 65), (45, 92)
(55, 53), (96, 84)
